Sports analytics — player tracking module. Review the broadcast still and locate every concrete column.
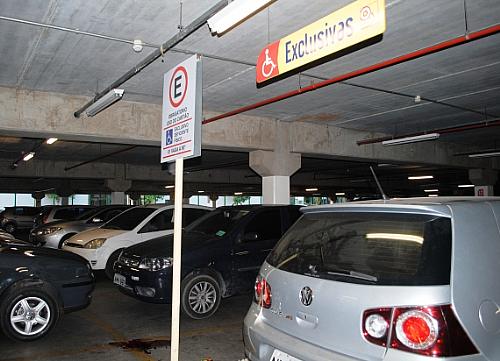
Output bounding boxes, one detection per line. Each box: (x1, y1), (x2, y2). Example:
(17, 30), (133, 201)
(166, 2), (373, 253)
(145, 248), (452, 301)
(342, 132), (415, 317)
(127, 192), (141, 205)
(106, 178), (132, 204)
(209, 193), (218, 208)
(61, 197), (69, 205)
(31, 192), (45, 207)
(469, 169), (498, 196)
(111, 192), (126, 204)
(56, 186), (73, 206)
(250, 150), (301, 205)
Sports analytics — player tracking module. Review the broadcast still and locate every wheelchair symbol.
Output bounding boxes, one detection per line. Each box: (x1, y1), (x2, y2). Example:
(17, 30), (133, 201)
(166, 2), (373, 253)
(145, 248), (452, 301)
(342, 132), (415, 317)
(261, 48), (277, 78)
(166, 129), (173, 145)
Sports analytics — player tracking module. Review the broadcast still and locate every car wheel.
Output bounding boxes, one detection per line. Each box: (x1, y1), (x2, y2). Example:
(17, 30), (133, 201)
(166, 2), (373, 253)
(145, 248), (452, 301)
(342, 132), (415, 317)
(4, 223), (16, 234)
(105, 249), (123, 280)
(181, 274), (221, 320)
(0, 284), (60, 341)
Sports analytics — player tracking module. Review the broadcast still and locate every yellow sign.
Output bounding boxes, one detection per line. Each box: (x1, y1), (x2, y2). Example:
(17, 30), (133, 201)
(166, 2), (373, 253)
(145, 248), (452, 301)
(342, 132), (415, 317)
(256, 0), (386, 84)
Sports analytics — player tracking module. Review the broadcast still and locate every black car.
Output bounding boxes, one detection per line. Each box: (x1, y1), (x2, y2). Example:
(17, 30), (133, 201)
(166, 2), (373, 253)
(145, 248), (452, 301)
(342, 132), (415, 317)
(0, 239), (94, 341)
(113, 205), (302, 319)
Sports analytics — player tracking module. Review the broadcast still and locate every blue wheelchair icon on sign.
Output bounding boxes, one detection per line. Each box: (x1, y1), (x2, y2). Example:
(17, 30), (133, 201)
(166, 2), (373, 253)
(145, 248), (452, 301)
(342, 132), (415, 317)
(166, 129), (173, 146)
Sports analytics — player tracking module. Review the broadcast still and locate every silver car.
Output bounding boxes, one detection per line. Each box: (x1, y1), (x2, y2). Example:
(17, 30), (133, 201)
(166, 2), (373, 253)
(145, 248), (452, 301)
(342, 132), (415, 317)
(30, 205), (130, 248)
(244, 197), (500, 361)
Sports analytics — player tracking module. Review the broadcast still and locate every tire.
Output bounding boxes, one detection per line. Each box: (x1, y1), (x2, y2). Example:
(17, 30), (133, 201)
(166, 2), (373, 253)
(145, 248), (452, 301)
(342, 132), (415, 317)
(58, 234), (75, 249)
(0, 284), (60, 341)
(4, 223), (16, 234)
(105, 249), (123, 280)
(181, 273), (221, 320)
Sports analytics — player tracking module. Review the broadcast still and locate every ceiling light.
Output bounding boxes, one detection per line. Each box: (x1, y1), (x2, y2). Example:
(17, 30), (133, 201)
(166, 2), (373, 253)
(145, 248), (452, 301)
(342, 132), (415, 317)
(23, 152), (35, 161)
(382, 133), (440, 146)
(424, 189), (439, 193)
(132, 39), (143, 53)
(46, 137), (58, 145)
(207, 0), (276, 36)
(198, 190), (205, 193)
(165, 185), (175, 189)
(335, 192), (346, 196)
(458, 184), (475, 188)
(366, 233), (423, 244)
(305, 188), (318, 192)
(85, 89), (124, 117)
(428, 194), (438, 197)
(408, 175), (434, 180)
(468, 151), (500, 158)
(234, 192), (243, 196)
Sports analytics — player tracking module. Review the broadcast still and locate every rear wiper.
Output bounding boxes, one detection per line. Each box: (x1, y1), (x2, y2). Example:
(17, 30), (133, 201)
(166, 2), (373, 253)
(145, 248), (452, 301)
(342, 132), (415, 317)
(326, 270), (378, 283)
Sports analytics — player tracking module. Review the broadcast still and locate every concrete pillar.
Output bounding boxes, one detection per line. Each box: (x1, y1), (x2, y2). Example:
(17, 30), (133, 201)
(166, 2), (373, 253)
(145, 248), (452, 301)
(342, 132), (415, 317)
(127, 192), (141, 205)
(56, 186), (73, 206)
(469, 169), (498, 196)
(209, 193), (218, 208)
(61, 197), (69, 205)
(250, 150), (301, 205)
(31, 192), (45, 207)
(106, 178), (132, 204)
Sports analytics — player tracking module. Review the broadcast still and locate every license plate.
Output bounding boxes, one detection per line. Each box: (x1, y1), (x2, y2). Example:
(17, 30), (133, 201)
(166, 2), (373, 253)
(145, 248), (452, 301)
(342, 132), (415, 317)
(270, 349), (302, 361)
(113, 273), (127, 287)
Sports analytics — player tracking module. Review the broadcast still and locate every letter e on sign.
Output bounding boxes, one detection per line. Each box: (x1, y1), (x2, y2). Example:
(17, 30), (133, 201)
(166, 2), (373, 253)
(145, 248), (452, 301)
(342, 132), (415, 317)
(169, 66), (188, 108)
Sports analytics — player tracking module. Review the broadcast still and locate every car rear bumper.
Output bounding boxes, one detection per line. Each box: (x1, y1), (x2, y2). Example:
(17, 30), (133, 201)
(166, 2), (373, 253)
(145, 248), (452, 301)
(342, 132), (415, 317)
(113, 261), (172, 303)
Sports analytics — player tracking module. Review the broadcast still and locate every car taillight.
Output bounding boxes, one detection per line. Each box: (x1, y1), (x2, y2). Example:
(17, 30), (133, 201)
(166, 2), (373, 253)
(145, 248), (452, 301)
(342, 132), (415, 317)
(363, 305), (478, 357)
(254, 276), (272, 309)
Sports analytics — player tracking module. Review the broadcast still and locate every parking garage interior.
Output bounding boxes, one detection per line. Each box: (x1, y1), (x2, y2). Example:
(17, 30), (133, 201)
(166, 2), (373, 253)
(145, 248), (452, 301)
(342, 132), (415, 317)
(0, 0), (499, 360)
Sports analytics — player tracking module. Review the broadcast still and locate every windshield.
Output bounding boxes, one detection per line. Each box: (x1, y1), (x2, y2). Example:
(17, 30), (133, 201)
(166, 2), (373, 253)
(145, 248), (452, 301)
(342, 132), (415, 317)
(102, 208), (155, 231)
(185, 208), (249, 237)
(76, 208), (102, 221)
(268, 211), (452, 286)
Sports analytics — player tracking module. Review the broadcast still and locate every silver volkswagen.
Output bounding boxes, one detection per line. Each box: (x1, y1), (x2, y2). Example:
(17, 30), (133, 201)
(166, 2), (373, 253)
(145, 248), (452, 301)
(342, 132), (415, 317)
(244, 197), (500, 361)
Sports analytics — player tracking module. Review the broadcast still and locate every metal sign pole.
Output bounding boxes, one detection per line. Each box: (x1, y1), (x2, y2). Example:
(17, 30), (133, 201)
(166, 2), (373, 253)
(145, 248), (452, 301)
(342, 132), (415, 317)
(170, 157), (184, 361)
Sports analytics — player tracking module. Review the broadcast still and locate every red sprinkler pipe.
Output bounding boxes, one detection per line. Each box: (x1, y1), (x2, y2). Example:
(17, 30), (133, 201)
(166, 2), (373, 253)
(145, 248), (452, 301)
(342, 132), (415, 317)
(203, 24), (500, 125)
(357, 118), (500, 145)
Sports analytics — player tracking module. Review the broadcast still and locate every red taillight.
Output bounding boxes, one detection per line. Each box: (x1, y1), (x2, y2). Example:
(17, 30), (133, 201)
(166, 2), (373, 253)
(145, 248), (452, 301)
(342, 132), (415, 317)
(363, 305), (478, 357)
(254, 276), (272, 309)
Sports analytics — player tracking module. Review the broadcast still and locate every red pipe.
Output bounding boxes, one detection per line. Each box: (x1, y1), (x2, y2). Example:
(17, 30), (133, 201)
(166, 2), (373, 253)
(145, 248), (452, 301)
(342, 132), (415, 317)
(357, 118), (500, 145)
(203, 24), (500, 125)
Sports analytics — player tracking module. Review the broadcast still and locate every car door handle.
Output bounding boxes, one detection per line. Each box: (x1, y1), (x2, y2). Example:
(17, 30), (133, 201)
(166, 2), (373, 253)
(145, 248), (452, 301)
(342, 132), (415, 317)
(234, 250), (250, 256)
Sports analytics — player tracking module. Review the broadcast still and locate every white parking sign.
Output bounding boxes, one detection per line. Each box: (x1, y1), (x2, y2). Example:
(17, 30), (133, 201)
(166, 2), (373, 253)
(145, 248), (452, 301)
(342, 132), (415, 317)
(161, 55), (202, 163)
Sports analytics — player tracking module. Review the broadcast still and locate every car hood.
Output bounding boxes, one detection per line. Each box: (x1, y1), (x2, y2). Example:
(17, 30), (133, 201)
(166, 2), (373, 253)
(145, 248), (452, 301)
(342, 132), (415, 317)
(0, 244), (89, 264)
(125, 231), (216, 258)
(67, 228), (127, 244)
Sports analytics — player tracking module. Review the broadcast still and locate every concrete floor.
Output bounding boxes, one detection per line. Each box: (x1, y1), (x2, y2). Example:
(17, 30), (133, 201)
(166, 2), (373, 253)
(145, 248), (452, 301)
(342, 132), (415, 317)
(0, 272), (252, 361)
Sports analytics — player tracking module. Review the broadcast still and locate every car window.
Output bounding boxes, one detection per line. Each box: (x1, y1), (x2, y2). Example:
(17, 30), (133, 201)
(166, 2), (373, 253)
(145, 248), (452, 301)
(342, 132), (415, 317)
(186, 208), (249, 237)
(243, 209), (282, 241)
(53, 208), (79, 220)
(101, 209), (126, 222)
(139, 209), (174, 233)
(103, 208), (155, 231)
(182, 209), (210, 227)
(78, 208), (102, 221)
(22, 207), (40, 216)
(268, 212), (452, 286)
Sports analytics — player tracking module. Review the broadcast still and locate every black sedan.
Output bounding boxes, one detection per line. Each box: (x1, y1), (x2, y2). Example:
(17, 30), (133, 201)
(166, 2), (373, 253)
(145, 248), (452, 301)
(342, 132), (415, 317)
(114, 205), (302, 319)
(0, 238), (94, 341)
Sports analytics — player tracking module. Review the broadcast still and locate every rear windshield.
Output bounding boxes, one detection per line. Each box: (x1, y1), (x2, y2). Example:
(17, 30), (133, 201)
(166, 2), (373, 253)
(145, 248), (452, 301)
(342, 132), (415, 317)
(267, 212), (451, 286)
(102, 208), (155, 231)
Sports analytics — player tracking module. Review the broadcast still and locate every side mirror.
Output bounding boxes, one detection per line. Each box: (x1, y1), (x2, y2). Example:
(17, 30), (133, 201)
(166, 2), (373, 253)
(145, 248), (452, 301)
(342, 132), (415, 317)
(242, 232), (259, 242)
(91, 217), (103, 223)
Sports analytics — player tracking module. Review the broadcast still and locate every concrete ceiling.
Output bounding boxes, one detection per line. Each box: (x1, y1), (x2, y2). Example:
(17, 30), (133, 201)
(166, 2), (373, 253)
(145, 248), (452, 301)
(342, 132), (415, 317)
(0, 0), (499, 197)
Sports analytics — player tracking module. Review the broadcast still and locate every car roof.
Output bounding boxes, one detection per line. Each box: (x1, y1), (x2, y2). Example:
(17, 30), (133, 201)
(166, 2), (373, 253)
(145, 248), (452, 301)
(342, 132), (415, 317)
(131, 204), (213, 210)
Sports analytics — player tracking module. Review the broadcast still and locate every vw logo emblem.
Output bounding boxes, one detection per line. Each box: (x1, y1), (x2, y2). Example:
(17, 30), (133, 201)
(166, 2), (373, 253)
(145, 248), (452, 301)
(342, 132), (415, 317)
(300, 286), (313, 306)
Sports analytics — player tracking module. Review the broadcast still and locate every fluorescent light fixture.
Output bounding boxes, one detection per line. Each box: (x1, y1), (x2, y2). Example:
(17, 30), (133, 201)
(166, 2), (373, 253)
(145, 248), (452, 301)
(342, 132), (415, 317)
(234, 192), (243, 196)
(85, 89), (124, 117)
(382, 133), (440, 146)
(458, 184), (475, 188)
(468, 151), (500, 158)
(335, 192), (346, 196)
(207, 0), (276, 36)
(305, 188), (318, 192)
(366, 233), (423, 244)
(424, 189), (439, 193)
(198, 190), (205, 193)
(408, 175), (434, 180)
(23, 152), (35, 161)
(428, 194), (438, 197)
(165, 185), (175, 189)
(46, 137), (58, 145)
